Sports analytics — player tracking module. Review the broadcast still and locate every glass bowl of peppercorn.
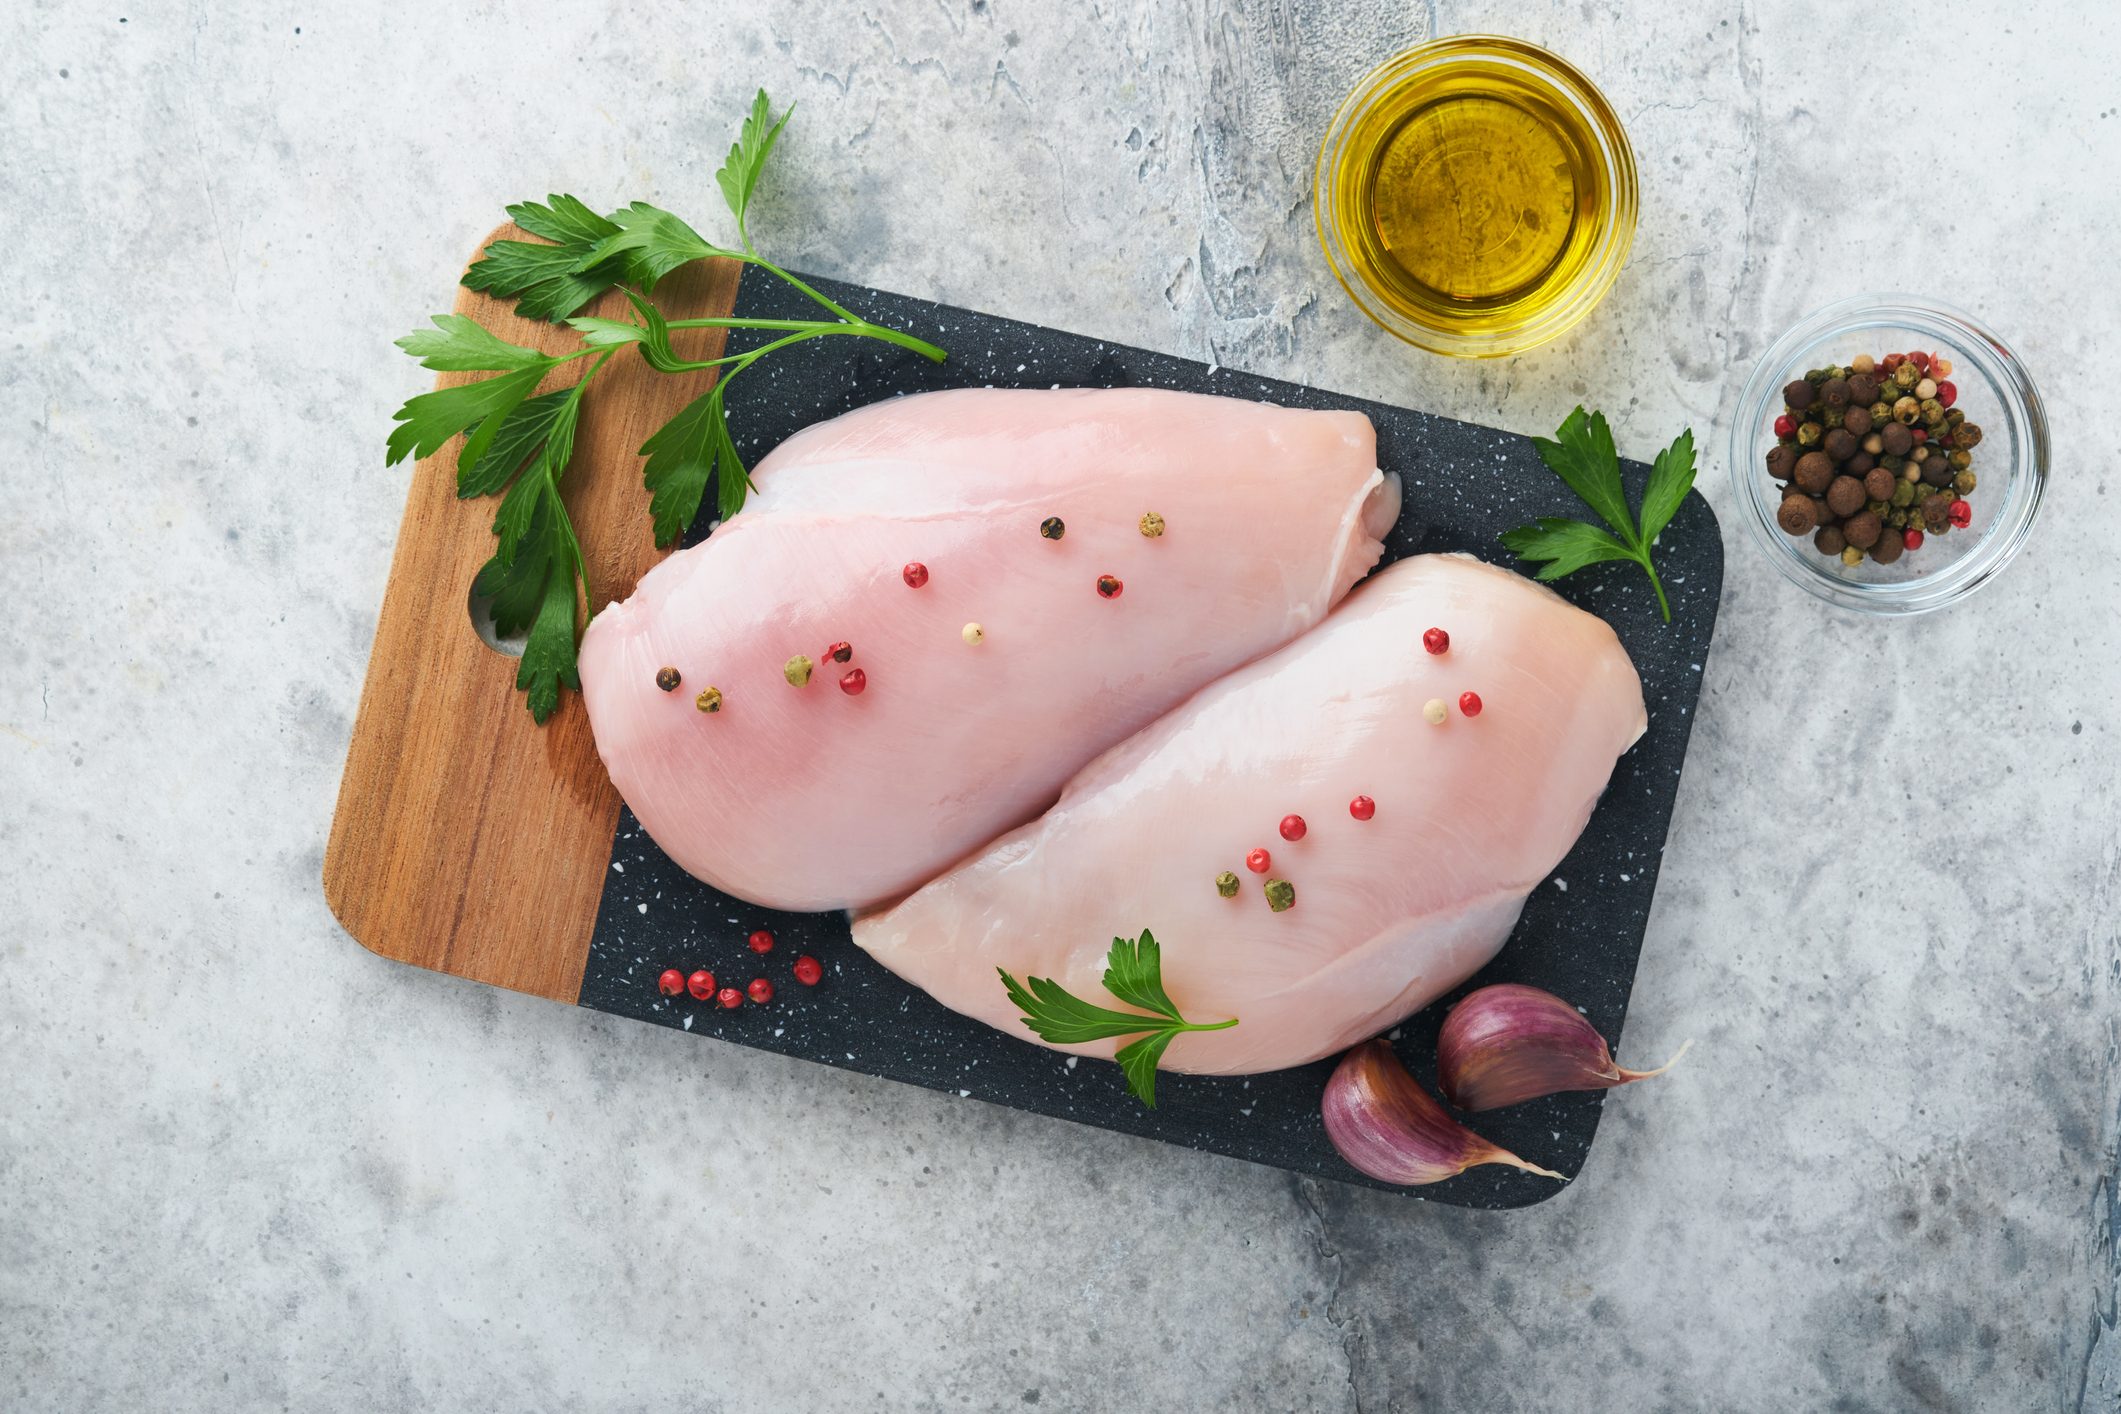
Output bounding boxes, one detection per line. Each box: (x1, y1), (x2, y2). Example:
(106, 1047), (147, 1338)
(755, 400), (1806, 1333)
(1732, 295), (2048, 614)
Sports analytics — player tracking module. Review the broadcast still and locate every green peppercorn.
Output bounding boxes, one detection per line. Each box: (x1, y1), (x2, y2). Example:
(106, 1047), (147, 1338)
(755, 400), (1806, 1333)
(1891, 480), (1918, 508)
(1215, 871), (1240, 898)
(1821, 405), (1847, 430)
(1264, 878), (1296, 913)
(1956, 422), (1984, 449)
(1921, 399), (1945, 425)
(1946, 408), (1966, 427)
(1954, 470), (1977, 494)
(1870, 400), (1893, 423)
(1797, 421), (1824, 447)
(1949, 450), (1972, 471)
(1893, 362), (1920, 390)
(1887, 507), (1909, 529)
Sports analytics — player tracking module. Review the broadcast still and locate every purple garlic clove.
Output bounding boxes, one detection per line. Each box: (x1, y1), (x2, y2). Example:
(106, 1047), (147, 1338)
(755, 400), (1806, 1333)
(1437, 983), (1692, 1113)
(1321, 1039), (1564, 1187)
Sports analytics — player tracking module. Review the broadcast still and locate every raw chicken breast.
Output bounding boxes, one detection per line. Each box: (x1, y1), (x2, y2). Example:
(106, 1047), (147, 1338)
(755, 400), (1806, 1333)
(579, 388), (1398, 912)
(852, 555), (1646, 1075)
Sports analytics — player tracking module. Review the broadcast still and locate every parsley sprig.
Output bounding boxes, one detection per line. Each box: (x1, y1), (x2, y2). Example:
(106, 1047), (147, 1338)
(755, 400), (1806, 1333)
(1499, 407), (1697, 623)
(384, 90), (948, 722)
(1000, 930), (1237, 1108)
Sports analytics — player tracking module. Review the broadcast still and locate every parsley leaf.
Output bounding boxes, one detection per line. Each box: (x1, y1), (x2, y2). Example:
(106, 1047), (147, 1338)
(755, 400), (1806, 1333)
(1637, 427), (1698, 547)
(514, 540), (582, 724)
(638, 388), (725, 546)
(574, 202), (728, 293)
(459, 196), (630, 323)
(457, 389), (572, 498)
(717, 88), (793, 248)
(384, 361), (551, 467)
(395, 314), (550, 372)
(999, 929), (1236, 1108)
(1499, 406), (1696, 623)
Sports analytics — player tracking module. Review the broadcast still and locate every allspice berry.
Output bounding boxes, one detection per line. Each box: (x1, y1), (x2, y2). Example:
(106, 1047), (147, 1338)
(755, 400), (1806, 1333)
(1879, 422), (1913, 457)
(1777, 494), (1820, 536)
(1842, 510), (1884, 549)
(1826, 475), (1868, 518)
(1846, 451), (1876, 476)
(1821, 377), (1851, 409)
(1794, 451), (1836, 494)
(1863, 466), (1897, 502)
(1922, 493), (1954, 532)
(1843, 405), (1874, 437)
(1870, 531), (1905, 565)
(1824, 428), (1859, 463)
(1921, 458), (1955, 488)
(1847, 374), (1879, 406)
(1783, 379), (1816, 409)
(1814, 524), (1847, 557)
(1766, 444), (1799, 480)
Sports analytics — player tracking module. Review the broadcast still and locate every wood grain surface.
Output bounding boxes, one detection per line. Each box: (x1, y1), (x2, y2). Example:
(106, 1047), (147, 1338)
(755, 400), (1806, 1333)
(324, 227), (741, 1002)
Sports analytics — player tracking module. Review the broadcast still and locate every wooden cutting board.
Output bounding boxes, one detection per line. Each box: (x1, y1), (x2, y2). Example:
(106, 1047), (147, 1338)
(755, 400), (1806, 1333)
(327, 236), (1722, 1205)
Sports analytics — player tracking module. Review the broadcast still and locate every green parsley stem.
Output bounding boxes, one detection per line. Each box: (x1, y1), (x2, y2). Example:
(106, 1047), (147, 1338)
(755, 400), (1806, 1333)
(1640, 555), (1672, 623)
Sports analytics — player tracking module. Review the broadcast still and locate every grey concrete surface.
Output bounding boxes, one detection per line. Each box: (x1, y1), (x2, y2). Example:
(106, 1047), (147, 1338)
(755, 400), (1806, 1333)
(4, 1), (2118, 1409)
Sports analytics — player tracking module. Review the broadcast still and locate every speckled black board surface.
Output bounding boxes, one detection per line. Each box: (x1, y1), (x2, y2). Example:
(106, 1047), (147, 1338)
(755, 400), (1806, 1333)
(576, 272), (1723, 1207)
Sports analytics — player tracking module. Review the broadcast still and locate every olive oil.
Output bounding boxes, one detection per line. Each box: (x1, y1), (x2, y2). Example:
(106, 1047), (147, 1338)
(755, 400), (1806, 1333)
(1316, 38), (1636, 357)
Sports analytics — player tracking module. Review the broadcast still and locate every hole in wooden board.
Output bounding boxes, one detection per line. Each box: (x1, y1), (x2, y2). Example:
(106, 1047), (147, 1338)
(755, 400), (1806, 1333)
(468, 579), (528, 658)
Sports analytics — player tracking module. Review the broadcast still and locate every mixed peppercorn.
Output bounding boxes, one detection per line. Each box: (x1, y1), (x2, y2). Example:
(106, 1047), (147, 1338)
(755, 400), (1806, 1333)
(1766, 349), (1983, 565)
(654, 927), (823, 1008)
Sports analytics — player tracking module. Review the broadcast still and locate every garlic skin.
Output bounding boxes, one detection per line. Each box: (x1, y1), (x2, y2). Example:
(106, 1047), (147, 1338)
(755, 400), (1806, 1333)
(1321, 1039), (1564, 1186)
(1437, 983), (1691, 1112)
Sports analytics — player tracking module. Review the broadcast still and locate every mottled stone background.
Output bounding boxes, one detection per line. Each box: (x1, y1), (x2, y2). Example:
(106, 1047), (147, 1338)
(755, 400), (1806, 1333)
(4, 2), (2117, 1409)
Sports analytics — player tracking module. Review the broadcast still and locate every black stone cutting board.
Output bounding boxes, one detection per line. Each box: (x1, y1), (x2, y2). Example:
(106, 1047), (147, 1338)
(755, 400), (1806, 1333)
(575, 273), (1722, 1207)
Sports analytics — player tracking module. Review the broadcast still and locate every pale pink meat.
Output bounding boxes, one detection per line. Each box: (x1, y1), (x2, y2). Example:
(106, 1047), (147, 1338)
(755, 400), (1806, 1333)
(578, 388), (1397, 911)
(851, 555), (1646, 1075)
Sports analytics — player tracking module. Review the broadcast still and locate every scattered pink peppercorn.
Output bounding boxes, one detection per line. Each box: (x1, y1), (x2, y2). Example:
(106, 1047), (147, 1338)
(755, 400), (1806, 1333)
(687, 969), (716, 1001)
(1349, 795), (1375, 821)
(793, 955), (823, 987)
(1935, 380), (1957, 409)
(717, 986), (743, 1010)
(902, 562), (929, 589)
(1904, 528), (1925, 551)
(657, 968), (685, 997)
(1947, 499), (1972, 529)
(1883, 353), (1905, 372)
(1773, 414), (1796, 439)
(824, 641), (853, 664)
(1910, 427), (1927, 444)
(839, 668), (867, 696)
(1458, 691), (1483, 718)
(1422, 627), (1450, 655)
(1909, 351), (1931, 373)
(1279, 814), (1307, 842)
(1096, 574), (1123, 599)
(747, 977), (775, 1005)
(747, 929), (774, 955)
(1246, 847), (1271, 874)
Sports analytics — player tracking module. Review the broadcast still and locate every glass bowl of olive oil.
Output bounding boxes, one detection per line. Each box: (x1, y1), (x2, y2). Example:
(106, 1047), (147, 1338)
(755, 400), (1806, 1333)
(1315, 36), (1638, 358)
